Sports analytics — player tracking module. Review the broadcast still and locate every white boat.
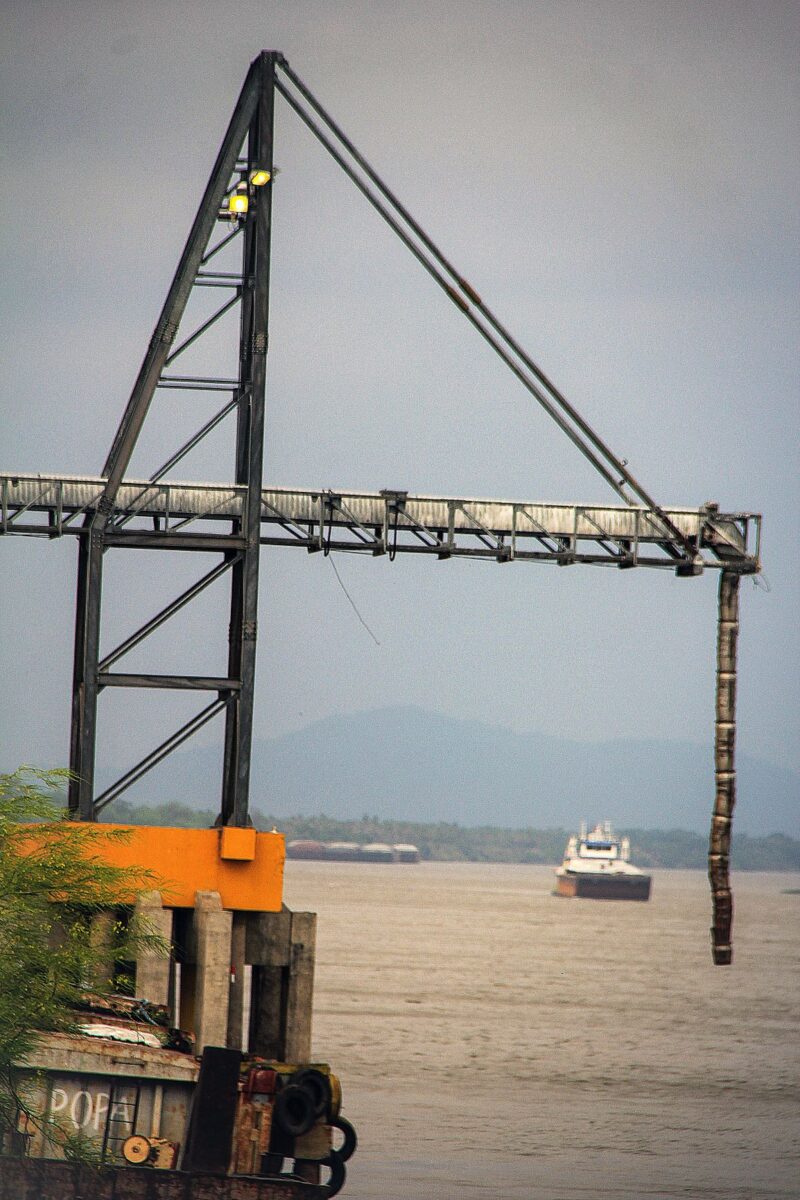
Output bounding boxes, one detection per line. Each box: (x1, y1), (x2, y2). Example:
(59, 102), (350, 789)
(554, 821), (651, 900)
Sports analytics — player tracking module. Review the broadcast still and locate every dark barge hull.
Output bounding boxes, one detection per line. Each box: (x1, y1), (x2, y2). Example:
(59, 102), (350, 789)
(0, 1159), (325, 1200)
(555, 872), (652, 901)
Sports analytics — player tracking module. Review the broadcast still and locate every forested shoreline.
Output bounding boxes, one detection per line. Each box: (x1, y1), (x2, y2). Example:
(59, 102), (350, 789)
(105, 800), (800, 871)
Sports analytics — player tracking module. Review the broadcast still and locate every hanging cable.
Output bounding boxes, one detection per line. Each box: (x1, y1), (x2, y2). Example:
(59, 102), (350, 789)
(328, 557), (381, 646)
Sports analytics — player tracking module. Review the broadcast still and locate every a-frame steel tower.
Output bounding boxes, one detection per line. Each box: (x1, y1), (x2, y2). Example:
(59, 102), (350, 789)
(69, 52), (279, 828)
(0, 53), (761, 962)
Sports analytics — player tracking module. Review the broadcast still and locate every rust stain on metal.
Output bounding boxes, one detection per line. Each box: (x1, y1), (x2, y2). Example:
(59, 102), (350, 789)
(709, 569), (741, 965)
(0, 1159), (325, 1198)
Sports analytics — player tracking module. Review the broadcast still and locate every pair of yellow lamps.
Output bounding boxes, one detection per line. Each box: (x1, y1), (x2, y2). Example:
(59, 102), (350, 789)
(226, 168), (272, 217)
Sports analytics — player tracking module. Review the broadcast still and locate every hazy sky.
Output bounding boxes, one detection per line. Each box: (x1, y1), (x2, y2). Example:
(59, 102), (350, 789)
(1, 1), (798, 813)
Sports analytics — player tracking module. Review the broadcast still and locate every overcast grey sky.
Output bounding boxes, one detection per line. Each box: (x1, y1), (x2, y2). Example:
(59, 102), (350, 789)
(1, 1), (798, 812)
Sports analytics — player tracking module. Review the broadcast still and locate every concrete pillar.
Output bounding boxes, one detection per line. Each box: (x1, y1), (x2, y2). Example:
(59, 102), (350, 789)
(193, 890), (233, 1054)
(88, 909), (116, 991)
(247, 909), (291, 1060)
(285, 911), (316, 1063)
(226, 911), (248, 1050)
(133, 890), (173, 1006)
(246, 908), (316, 1062)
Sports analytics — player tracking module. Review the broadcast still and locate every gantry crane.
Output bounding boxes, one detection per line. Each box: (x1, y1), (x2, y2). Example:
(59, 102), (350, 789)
(0, 52), (760, 963)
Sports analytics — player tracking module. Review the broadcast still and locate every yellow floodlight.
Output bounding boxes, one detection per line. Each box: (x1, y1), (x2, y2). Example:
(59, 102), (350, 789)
(249, 168), (271, 187)
(228, 182), (249, 215)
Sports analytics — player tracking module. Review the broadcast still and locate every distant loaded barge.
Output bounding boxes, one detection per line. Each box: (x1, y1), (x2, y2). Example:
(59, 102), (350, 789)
(287, 840), (420, 863)
(554, 822), (652, 900)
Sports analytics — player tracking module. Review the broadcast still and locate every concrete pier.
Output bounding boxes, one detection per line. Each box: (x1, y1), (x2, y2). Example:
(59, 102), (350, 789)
(247, 909), (317, 1062)
(192, 891), (234, 1053)
(132, 893), (315, 1060)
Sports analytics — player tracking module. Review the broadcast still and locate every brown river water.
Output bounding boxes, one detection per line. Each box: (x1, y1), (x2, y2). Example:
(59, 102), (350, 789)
(282, 862), (800, 1199)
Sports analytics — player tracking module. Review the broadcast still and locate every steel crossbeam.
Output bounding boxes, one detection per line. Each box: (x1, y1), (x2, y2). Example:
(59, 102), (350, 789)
(0, 472), (761, 571)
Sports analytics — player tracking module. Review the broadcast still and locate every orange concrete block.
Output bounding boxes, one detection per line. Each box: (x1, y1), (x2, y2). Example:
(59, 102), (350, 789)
(220, 825), (257, 861)
(94, 824), (285, 911)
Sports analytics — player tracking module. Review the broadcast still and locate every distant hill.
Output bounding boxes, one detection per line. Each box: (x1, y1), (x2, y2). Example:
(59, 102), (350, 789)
(102, 705), (798, 836)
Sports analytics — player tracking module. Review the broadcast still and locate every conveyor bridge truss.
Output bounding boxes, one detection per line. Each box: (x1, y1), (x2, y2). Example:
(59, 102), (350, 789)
(0, 473), (759, 569)
(1, 52), (761, 962)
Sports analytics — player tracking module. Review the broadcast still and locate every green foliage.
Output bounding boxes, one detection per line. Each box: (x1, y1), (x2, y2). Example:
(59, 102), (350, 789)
(61, 1127), (105, 1166)
(104, 800), (571, 862)
(108, 798), (209, 829)
(0, 767), (166, 1146)
(102, 796), (800, 869)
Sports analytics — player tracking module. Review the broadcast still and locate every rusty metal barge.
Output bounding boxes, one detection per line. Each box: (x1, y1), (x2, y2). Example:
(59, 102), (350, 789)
(1, 824), (357, 1195)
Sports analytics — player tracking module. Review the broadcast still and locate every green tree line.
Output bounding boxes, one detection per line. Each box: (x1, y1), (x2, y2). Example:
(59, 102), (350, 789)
(105, 800), (800, 871)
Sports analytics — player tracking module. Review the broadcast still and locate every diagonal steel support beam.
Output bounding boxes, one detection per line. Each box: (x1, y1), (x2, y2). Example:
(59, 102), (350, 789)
(99, 66), (261, 502)
(93, 698), (230, 814)
(98, 558), (238, 671)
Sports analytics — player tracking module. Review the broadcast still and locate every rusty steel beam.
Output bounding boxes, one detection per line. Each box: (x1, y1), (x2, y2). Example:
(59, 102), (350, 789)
(709, 570), (741, 965)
